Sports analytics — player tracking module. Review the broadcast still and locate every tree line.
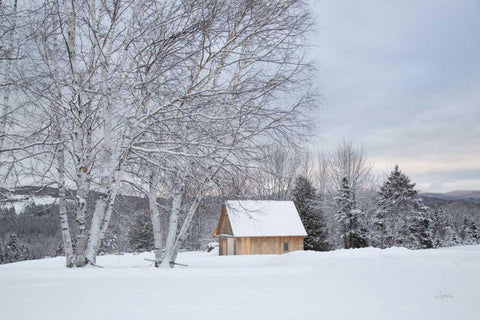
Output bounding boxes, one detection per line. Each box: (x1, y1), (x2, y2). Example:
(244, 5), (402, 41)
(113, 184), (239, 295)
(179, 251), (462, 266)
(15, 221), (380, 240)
(288, 143), (480, 251)
(0, 141), (479, 264)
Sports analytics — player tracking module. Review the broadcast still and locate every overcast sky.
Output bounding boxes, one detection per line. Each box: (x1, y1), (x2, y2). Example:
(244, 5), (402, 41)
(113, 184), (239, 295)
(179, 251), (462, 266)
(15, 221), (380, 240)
(309, 0), (480, 192)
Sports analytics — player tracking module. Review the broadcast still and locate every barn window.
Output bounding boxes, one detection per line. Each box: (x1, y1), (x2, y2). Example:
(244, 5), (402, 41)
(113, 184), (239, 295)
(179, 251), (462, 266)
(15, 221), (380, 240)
(283, 243), (289, 252)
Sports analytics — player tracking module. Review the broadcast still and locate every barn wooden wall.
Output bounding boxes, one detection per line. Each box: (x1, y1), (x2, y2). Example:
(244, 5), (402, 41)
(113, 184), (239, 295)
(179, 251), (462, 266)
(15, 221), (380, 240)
(234, 236), (304, 255)
(219, 237), (227, 255)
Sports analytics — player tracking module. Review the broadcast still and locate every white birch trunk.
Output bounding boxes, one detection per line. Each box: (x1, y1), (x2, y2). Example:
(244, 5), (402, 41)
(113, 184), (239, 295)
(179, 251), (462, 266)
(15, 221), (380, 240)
(85, 44), (113, 264)
(85, 0), (140, 263)
(85, 162), (122, 263)
(54, 91), (75, 267)
(57, 141), (75, 267)
(50, 4), (75, 267)
(148, 167), (164, 267)
(74, 146), (89, 267)
(159, 184), (184, 268)
(97, 163), (123, 242)
(63, 0), (89, 267)
(170, 193), (203, 264)
(85, 191), (107, 263)
(0, 0), (18, 154)
(85, 163), (122, 264)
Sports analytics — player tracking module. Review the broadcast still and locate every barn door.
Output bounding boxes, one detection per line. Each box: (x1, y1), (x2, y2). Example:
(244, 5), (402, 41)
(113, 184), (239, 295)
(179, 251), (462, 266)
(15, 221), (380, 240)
(227, 237), (234, 255)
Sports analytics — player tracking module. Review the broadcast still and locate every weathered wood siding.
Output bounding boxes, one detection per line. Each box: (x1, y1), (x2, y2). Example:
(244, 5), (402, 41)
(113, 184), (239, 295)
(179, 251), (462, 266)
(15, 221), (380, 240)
(219, 237), (227, 255)
(217, 206), (233, 235)
(217, 206), (234, 256)
(234, 236), (304, 255)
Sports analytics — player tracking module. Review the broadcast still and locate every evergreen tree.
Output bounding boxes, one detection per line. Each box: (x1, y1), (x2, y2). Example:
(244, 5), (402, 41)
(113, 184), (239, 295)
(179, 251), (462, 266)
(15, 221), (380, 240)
(291, 176), (329, 251)
(4, 233), (31, 263)
(409, 206), (434, 249)
(128, 213), (154, 252)
(374, 165), (433, 249)
(431, 207), (457, 248)
(335, 177), (367, 248)
(461, 216), (479, 245)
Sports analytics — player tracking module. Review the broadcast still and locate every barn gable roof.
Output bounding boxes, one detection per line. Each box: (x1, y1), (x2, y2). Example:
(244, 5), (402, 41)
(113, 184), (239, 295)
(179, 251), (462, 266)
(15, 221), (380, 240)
(222, 200), (307, 237)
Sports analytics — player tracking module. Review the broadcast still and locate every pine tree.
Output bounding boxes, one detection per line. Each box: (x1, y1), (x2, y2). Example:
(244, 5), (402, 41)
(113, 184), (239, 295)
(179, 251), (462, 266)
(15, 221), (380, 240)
(374, 165), (433, 249)
(461, 216), (479, 245)
(431, 207), (457, 248)
(409, 206), (434, 249)
(128, 213), (154, 252)
(291, 176), (329, 251)
(335, 177), (367, 249)
(4, 233), (31, 263)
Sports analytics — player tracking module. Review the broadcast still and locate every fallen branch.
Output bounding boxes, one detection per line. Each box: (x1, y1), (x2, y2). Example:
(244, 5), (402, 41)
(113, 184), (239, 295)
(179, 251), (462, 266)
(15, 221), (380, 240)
(143, 258), (188, 267)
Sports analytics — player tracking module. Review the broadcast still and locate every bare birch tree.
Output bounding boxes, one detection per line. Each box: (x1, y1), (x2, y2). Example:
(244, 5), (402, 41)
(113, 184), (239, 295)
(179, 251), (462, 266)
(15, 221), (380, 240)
(2, 0), (317, 268)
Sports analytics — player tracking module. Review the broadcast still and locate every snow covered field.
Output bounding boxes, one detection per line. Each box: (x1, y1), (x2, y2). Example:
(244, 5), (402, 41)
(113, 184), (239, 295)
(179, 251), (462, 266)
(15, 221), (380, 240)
(1, 246), (479, 320)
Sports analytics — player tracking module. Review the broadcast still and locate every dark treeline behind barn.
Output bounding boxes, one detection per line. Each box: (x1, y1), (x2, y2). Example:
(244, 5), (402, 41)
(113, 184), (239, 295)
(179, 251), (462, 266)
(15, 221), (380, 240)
(1, 142), (479, 264)
(0, 187), (222, 261)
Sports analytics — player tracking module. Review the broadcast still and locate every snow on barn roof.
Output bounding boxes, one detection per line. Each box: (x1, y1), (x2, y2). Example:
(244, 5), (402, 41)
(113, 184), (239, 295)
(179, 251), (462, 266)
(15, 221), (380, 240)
(224, 200), (307, 237)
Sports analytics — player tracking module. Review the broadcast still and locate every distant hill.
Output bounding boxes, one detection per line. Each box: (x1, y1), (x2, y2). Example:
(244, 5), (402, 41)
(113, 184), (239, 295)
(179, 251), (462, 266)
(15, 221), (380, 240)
(419, 190), (480, 204)
(444, 190), (480, 199)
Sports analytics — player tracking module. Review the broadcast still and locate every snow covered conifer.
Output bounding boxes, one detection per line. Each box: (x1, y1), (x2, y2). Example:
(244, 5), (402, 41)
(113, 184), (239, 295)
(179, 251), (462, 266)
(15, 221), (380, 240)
(460, 217), (479, 245)
(4, 233), (31, 263)
(431, 207), (457, 248)
(4, 234), (17, 263)
(128, 214), (154, 252)
(335, 177), (367, 248)
(291, 176), (329, 251)
(409, 206), (434, 249)
(374, 165), (432, 249)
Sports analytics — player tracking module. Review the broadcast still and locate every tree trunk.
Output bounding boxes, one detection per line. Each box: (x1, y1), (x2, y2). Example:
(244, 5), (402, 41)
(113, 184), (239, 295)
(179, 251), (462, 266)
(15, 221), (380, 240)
(48, 1), (75, 268)
(148, 168), (164, 267)
(85, 80), (113, 265)
(57, 137), (75, 267)
(159, 185), (184, 268)
(74, 150), (89, 267)
(85, 191), (107, 264)
(85, 0), (137, 263)
(86, 164), (123, 264)
(170, 193), (203, 264)
(98, 164), (123, 244)
(62, 0), (90, 268)
(73, 103), (90, 267)
(0, 0), (18, 154)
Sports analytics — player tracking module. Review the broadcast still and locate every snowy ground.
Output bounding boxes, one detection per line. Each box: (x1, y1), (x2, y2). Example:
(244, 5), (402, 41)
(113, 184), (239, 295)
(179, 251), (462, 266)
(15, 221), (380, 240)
(1, 246), (479, 320)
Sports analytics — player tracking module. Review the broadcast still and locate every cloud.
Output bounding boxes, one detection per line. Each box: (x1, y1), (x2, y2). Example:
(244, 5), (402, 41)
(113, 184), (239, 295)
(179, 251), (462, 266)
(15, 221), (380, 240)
(372, 158), (480, 176)
(310, 0), (480, 191)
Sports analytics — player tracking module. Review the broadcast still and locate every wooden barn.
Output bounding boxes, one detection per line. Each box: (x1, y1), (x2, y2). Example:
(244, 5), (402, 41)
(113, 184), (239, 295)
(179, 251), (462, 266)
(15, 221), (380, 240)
(210, 200), (307, 255)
